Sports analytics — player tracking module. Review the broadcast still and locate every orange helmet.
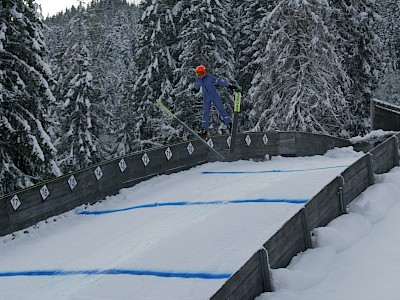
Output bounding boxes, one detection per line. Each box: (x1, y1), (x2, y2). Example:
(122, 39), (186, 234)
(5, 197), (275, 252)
(195, 65), (206, 77)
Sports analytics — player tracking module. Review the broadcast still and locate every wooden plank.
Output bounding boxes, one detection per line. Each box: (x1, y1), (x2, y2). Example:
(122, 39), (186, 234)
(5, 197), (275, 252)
(341, 155), (369, 182)
(0, 197), (10, 235)
(211, 250), (270, 300)
(373, 103), (400, 131)
(370, 136), (398, 174)
(373, 152), (395, 174)
(342, 166), (370, 207)
(294, 132), (347, 156)
(278, 132), (296, 156)
(8, 156), (126, 226)
(324, 135), (353, 150)
(264, 210), (307, 269)
(370, 138), (392, 157)
(305, 178), (341, 230)
(295, 133), (326, 156)
(260, 132), (280, 156)
(231, 132), (279, 159)
(6, 186), (43, 212)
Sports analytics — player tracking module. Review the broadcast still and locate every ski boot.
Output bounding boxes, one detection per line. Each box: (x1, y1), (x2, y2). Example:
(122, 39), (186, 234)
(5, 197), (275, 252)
(199, 128), (209, 141)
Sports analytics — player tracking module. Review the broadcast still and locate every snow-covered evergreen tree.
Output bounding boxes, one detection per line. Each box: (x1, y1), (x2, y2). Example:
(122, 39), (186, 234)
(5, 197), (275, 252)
(332, 0), (385, 135)
(231, 0), (275, 130)
(55, 4), (108, 172)
(91, 0), (141, 156)
(175, 0), (236, 134)
(374, 0), (400, 106)
(231, 0), (273, 94)
(130, 0), (180, 150)
(250, 0), (351, 135)
(45, 0), (141, 158)
(0, 0), (60, 195)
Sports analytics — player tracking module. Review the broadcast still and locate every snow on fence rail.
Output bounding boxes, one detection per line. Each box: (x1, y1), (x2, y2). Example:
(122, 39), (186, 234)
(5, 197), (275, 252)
(211, 133), (400, 300)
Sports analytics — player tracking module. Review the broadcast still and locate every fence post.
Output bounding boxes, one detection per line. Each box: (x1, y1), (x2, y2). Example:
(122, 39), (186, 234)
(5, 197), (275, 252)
(366, 153), (375, 186)
(300, 208), (312, 249)
(337, 176), (346, 214)
(261, 248), (273, 292)
(393, 136), (399, 167)
(370, 99), (375, 130)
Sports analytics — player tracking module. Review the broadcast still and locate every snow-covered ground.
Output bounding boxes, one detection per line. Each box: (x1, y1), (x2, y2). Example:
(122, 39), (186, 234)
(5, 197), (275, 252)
(0, 146), (398, 299)
(258, 165), (400, 300)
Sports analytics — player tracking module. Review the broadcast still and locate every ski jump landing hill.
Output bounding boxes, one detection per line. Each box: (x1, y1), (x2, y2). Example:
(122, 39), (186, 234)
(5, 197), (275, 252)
(0, 99), (399, 299)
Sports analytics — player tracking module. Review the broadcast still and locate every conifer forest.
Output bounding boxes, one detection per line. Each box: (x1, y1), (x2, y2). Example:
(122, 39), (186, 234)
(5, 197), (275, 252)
(1, 0), (400, 195)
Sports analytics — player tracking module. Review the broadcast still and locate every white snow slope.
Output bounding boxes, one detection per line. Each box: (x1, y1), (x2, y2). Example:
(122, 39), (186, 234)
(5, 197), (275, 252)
(0, 146), (398, 299)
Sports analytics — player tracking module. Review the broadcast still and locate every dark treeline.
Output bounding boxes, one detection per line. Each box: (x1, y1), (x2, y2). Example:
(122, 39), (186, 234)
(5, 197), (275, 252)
(1, 0), (400, 195)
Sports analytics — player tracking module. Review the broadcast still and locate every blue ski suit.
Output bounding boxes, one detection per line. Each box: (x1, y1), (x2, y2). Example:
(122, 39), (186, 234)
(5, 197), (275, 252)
(194, 75), (232, 130)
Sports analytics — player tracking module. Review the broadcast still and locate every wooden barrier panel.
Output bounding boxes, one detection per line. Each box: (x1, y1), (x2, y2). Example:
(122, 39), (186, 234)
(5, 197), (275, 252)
(372, 100), (400, 131)
(396, 133), (400, 165)
(341, 155), (373, 208)
(370, 136), (399, 174)
(0, 197), (9, 234)
(264, 209), (309, 269)
(231, 132), (280, 160)
(0, 140), (209, 236)
(211, 132), (281, 161)
(211, 249), (271, 300)
(221, 131), (352, 162)
(294, 132), (351, 157)
(305, 177), (343, 231)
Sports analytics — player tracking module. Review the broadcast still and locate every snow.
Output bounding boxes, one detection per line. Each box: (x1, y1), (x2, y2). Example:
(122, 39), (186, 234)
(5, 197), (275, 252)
(257, 167), (400, 300)
(27, 134), (45, 161)
(0, 147), (399, 299)
(349, 129), (399, 144)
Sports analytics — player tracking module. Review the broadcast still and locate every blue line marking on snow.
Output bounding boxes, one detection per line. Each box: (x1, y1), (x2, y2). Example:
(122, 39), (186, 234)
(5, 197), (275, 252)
(0, 269), (231, 280)
(201, 165), (349, 175)
(78, 198), (308, 216)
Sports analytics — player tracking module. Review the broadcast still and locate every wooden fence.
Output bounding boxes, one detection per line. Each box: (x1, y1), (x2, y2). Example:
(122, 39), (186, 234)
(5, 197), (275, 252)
(1, 129), (398, 300)
(211, 133), (400, 300)
(371, 99), (400, 131)
(0, 132), (350, 236)
(0, 140), (209, 236)
(0, 132), (351, 237)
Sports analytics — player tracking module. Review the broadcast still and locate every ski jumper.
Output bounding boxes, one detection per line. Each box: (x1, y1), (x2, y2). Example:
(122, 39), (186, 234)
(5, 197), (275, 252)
(194, 75), (232, 130)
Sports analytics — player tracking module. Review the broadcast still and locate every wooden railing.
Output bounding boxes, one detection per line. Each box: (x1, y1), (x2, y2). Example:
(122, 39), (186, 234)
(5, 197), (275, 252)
(211, 133), (399, 300)
(371, 99), (400, 131)
(0, 132), (351, 237)
(0, 127), (398, 300)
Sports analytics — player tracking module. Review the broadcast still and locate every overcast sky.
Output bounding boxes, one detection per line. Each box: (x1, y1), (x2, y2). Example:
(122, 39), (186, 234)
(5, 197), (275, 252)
(36, 0), (140, 17)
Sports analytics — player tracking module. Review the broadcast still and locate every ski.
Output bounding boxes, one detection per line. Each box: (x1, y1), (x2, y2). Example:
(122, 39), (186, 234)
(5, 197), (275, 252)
(156, 98), (226, 160)
(228, 91), (242, 159)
